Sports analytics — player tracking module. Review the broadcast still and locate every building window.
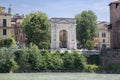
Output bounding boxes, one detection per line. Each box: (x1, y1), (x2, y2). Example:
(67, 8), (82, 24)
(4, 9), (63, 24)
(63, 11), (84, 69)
(102, 33), (106, 37)
(103, 39), (105, 43)
(3, 29), (7, 35)
(116, 3), (120, 8)
(3, 19), (7, 27)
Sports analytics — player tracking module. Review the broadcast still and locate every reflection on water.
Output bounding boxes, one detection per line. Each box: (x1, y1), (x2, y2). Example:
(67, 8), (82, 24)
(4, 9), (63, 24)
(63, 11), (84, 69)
(0, 73), (120, 80)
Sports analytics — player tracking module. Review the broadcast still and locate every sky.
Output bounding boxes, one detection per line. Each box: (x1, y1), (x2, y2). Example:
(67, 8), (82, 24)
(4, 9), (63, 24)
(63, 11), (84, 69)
(0, 0), (114, 22)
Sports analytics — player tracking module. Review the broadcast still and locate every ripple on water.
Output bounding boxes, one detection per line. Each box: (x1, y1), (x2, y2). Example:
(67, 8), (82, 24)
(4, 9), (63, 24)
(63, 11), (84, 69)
(0, 73), (119, 80)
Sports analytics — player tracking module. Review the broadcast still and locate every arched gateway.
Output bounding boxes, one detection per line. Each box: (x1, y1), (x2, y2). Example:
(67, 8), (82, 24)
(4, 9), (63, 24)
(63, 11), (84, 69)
(51, 18), (76, 49)
(59, 30), (67, 48)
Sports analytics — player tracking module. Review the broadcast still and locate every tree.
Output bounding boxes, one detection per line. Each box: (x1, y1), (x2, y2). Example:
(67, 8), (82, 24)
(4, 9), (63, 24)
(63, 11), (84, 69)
(85, 40), (94, 50)
(0, 38), (16, 47)
(73, 51), (87, 71)
(21, 12), (50, 49)
(42, 51), (54, 70)
(28, 43), (43, 70)
(52, 51), (63, 70)
(75, 10), (97, 47)
(62, 51), (75, 69)
(0, 47), (18, 73)
(38, 41), (50, 49)
(15, 43), (44, 71)
(15, 47), (30, 70)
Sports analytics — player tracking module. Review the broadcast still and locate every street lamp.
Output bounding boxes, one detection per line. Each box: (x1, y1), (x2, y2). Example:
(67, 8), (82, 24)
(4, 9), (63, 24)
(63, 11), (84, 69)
(83, 39), (85, 49)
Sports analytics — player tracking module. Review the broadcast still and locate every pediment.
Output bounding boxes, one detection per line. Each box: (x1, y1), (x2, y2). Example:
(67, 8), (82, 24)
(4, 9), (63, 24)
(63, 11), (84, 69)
(51, 18), (76, 24)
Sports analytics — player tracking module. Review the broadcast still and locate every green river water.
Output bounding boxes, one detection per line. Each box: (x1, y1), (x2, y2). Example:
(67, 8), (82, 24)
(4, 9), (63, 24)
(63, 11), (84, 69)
(0, 73), (119, 80)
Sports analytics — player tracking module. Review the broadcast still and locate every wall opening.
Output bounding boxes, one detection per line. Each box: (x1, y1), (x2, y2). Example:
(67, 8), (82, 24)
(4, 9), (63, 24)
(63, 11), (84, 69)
(59, 30), (67, 48)
(116, 3), (119, 8)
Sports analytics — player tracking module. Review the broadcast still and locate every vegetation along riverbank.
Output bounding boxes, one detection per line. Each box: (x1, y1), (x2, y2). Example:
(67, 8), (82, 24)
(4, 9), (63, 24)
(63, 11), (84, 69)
(0, 44), (120, 73)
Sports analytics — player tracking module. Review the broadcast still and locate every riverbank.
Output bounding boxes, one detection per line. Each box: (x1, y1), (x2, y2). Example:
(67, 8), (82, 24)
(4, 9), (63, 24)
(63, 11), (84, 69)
(0, 46), (119, 74)
(0, 73), (120, 80)
(12, 69), (120, 74)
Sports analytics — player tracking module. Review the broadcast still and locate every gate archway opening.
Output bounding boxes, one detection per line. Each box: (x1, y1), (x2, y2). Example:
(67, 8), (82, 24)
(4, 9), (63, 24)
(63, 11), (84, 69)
(59, 30), (67, 48)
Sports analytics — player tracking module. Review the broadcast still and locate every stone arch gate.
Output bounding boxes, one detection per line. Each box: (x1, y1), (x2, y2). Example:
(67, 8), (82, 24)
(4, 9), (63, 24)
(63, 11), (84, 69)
(51, 18), (76, 49)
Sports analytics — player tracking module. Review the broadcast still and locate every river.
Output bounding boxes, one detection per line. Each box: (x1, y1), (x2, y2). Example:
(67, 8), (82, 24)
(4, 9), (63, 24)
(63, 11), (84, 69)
(0, 73), (119, 80)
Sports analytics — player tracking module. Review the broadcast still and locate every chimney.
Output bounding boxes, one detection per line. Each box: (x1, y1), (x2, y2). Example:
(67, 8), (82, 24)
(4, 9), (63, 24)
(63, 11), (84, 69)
(8, 4), (11, 14)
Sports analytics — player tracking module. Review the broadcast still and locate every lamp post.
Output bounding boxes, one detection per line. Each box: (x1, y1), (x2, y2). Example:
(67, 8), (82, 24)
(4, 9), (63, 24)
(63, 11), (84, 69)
(83, 39), (85, 49)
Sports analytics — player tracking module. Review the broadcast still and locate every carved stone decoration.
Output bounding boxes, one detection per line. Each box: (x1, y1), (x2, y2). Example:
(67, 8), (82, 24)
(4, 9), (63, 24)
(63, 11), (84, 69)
(51, 18), (76, 24)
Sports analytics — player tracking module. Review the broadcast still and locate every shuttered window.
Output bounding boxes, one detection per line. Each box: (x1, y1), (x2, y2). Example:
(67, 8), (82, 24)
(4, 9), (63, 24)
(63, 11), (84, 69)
(3, 19), (7, 27)
(3, 29), (7, 35)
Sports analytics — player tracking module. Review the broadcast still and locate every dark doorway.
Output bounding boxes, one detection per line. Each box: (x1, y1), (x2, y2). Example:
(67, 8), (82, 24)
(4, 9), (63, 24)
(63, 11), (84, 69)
(59, 30), (67, 48)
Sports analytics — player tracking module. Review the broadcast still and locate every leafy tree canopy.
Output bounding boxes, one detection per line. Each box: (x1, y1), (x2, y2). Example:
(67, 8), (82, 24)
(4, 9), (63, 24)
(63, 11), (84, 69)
(75, 10), (97, 46)
(21, 12), (50, 48)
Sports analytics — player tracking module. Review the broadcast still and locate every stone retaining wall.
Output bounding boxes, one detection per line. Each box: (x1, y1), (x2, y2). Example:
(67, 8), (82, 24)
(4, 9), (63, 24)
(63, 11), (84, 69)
(100, 49), (120, 66)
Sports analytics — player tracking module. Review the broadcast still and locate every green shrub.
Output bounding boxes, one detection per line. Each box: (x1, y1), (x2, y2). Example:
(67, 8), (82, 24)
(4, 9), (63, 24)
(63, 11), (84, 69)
(15, 47), (30, 70)
(61, 51), (88, 71)
(0, 45), (101, 72)
(15, 44), (45, 71)
(73, 51), (88, 71)
(86, 64), (99, 72)
(38, 41), (50, 49)
(0, 38), (16, 47)
(0, 47), (18, 73)
(85, 40), (94, 50)
(101, 65), (120, 72)
(4, 38), (12, 46)
(28, 43), (43, 70)
(62, 51), (75, 70)
(0, 39), (4, 47)
(42, 51), (56, 70)
(87, 55), (100, 65)
(52, 51), (63, 70)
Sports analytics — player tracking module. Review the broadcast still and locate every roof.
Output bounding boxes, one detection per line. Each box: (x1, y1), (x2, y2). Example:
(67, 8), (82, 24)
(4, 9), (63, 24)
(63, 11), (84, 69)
(50, 18), (76, 24)
(0, 6), (5, 11)
(0, 6), (5, 9)
(109, 0), (120, 6)
(97, 21), (109, 25)
(11, 18), (17, 22)
(97, 21), (109, 30)
(0, 12), (11, 15)
(13, 14), (24, 19)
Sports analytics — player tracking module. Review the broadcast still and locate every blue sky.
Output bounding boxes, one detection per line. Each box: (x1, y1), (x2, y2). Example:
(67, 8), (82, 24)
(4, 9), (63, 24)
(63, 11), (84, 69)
(0, 0), (114, 22)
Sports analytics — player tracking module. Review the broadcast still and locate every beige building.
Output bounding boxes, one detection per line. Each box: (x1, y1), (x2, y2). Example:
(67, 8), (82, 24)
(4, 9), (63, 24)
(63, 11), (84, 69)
(95, 21), (110, 50)
(0, 6), (14, 39)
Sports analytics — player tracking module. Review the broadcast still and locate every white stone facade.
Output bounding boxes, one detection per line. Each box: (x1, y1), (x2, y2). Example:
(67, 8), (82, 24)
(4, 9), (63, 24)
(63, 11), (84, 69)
(51, 18), (76, 50)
